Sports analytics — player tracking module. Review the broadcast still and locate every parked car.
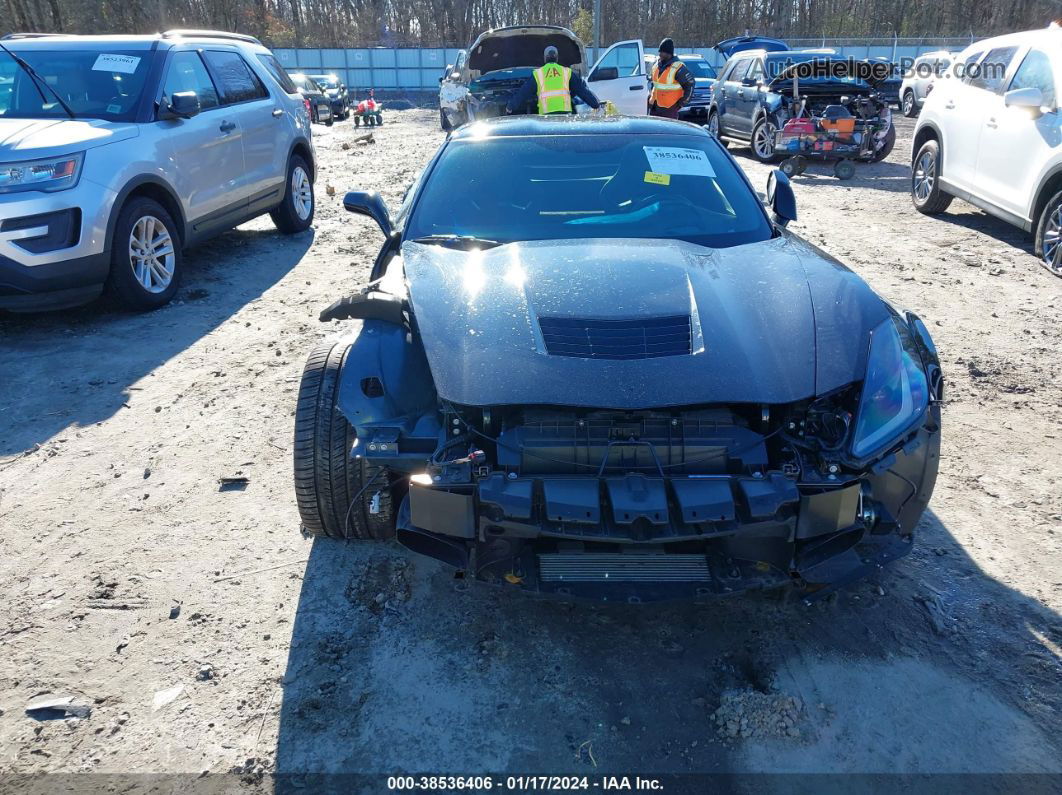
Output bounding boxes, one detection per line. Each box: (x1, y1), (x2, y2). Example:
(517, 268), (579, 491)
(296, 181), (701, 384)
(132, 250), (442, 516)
(438, 25), (586, 129)
(635, 50), (717, 121)
(0, 30), (315, 312)
(291, 72), (333, 125)
(911, 29), (1062, 276)
(307, 73), (349, 120)
(707, 48), (895, 163)
(900, 50), (955, 117)
(869, 56), (902, 106)
(713, 35), (790, 58)
(294, 115), (942, 602)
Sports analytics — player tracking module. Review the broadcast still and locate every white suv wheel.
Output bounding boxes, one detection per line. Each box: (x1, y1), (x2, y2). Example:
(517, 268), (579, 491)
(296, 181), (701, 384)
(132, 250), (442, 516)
(128, 215), (176, 294)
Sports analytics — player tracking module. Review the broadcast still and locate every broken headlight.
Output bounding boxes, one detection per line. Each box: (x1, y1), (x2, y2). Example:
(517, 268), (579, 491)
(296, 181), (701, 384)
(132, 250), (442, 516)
(851, 316), (929, 458)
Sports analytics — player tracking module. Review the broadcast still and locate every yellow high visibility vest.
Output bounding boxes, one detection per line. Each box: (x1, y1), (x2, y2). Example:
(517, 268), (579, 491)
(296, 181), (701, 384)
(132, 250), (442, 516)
(533, 64), (573, 114)
(651, 59), (684, 108)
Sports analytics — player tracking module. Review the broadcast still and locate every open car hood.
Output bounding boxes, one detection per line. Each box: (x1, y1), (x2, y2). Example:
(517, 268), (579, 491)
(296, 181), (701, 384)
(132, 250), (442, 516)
(402, 236), (888, 409)
(467, 26), (585, 77)
(769, 57), (885, 90)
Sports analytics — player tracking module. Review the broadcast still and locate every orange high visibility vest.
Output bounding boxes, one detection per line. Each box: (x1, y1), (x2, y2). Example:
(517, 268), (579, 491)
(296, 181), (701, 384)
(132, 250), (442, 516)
(651, 59), (684, 108)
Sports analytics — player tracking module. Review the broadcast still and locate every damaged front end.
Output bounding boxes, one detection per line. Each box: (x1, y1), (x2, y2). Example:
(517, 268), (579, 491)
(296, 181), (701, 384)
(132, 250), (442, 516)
(344, 314), (942, 603)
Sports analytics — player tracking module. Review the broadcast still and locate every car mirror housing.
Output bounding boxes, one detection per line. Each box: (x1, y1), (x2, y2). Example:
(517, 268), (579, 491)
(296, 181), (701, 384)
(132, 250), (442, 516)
(1004, 86), (1046, 116)
(766, 169), (797, 227)
(343, 190), (392, 236)
(161, 91), (200, 120)
(590, 66), (619, 82)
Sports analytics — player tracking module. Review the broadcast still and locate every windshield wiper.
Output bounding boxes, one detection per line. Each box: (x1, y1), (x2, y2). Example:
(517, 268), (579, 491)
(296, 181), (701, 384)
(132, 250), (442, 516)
(0, 41), (75, 119)
(411, 234), (502, 250)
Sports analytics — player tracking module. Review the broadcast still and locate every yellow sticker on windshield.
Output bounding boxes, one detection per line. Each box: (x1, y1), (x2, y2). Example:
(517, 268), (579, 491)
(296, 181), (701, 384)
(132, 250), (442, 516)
(644, 171), (671, 186)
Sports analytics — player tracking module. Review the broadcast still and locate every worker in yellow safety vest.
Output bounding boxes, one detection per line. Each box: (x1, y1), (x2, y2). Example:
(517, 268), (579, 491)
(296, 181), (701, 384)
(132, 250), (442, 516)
(649, 38), (695, 119)
(507, 46), (601, 115)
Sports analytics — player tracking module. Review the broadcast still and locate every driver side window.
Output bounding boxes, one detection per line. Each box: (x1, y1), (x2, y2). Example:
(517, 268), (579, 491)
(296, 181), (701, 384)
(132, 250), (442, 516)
(598, 43), (642, 76)
(727, 59), (752, 83)
(162, 51), (220, 110)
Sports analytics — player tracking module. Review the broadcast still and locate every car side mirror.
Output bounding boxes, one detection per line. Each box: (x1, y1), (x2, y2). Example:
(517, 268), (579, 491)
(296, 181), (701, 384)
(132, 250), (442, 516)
(766, 169), (797, 227)
(590, 66), (619, 82)
(741, 76), (758, 86)
(1004, 86), (1046, 116)
(343, 190), (392, 236)
(161, 91), (200, 120)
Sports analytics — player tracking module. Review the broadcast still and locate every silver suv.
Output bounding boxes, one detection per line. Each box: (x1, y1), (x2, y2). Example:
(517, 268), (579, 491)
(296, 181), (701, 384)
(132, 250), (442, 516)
(0, 30), (316, 311)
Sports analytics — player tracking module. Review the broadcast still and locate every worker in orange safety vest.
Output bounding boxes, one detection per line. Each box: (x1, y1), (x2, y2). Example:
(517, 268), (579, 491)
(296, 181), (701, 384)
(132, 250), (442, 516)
(649, 38), (695, 119)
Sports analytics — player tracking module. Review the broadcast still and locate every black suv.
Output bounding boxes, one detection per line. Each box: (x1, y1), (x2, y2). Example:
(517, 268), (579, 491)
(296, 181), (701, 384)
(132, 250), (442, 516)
(706, 49), (895, 163)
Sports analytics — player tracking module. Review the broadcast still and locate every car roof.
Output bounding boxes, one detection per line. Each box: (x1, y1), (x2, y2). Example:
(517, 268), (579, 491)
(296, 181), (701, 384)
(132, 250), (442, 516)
(962, 27), (1062, 52)
(0, 30), (267, 51)
(449, 114), (708, 140)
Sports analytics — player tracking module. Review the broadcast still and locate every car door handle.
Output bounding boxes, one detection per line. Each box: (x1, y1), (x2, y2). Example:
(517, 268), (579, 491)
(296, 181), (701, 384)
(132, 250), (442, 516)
(737, 90), (745, 98)
(986, 118), (997, 128)
(219, 120), (237, 133)
(272, 108), (284, 118)
(628, 84), (643, 91)
(945, 101), (955, 109)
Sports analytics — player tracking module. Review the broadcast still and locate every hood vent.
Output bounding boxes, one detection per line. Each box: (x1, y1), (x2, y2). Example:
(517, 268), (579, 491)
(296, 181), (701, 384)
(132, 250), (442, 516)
(539, 315), (693, 360)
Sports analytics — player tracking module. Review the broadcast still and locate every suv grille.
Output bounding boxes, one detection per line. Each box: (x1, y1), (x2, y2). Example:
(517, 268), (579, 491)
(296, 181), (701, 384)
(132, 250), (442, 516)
(539, 315), (693, 360)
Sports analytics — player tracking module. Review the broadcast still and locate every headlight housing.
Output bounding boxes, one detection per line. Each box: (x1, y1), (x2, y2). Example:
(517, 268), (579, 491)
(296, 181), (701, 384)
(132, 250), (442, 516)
(0, 152), (83, 194)
(851, 316), (930, 458)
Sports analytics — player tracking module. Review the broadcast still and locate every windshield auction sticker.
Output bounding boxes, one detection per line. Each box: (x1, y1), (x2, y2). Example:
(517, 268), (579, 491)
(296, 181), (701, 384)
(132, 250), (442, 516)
(643, 146), (716, 178)
(644, 171), (671, 186)
(92, 54), (141, 74)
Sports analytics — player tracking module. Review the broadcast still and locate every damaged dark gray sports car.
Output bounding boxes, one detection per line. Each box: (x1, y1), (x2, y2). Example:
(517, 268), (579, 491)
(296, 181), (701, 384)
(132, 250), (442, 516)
(294, 115), (942, 602)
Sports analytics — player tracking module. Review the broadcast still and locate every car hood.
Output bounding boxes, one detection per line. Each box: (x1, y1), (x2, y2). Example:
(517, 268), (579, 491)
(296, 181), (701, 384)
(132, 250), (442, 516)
(467, 26), (585, 77)
(0, 117), (138, 161)
(402, 235), (888, 409)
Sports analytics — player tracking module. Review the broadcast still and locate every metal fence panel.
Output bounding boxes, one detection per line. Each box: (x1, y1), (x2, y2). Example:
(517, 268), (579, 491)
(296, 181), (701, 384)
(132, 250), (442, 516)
(275, 38), (984, 91)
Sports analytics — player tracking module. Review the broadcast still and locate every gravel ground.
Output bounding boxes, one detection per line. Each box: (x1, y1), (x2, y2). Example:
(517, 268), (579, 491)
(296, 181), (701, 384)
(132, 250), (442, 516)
(1, 110), (1060, 786)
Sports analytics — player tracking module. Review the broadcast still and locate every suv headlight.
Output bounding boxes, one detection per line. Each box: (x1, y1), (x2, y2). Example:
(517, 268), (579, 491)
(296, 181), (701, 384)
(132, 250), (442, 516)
(851, 316), (930, 458)
(0, 152), (84, 194)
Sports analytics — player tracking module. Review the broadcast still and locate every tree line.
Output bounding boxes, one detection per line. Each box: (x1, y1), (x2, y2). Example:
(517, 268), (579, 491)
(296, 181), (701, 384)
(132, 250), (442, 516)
(2, 0), (1059, 48)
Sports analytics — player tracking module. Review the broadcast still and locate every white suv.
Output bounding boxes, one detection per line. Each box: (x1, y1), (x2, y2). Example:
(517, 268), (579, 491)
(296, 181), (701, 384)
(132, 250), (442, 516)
(911, 29), (1062, 276)
(0, 30), (316, 311)
(899, 50), (954, 117)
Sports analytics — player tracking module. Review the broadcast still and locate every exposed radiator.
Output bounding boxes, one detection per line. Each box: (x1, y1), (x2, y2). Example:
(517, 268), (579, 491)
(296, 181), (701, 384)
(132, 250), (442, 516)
(538, 553), (711, 582)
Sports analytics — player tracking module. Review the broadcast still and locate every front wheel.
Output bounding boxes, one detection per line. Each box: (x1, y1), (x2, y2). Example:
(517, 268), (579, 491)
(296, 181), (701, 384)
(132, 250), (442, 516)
(706, 111), (727, 148)
(902, 90), (917, 118)
(105, 197), (182, 311)
(750, 116), (780, 163)
(1034, 190), (1062, 277)
(293, 340), (396, 539)
(911, 139), (952, 215)
(270, 154), (315, 234)
(871, 123), (896, 162)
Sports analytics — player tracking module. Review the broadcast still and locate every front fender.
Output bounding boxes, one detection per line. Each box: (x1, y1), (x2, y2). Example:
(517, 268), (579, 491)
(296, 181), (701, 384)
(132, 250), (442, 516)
(335, 320), (437, 438)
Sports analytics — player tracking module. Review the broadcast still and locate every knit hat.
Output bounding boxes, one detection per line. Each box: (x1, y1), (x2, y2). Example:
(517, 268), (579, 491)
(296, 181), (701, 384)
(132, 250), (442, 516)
(658, 38), (675, 55)
(543, 45), (559, 63)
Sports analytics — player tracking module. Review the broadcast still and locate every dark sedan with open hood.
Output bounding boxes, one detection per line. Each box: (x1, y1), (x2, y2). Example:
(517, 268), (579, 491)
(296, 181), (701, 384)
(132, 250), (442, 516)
(294, 116), (942, 603)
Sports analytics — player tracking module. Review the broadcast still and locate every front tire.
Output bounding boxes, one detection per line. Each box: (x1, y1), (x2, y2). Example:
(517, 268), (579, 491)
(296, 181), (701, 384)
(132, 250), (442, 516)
(293, 340), (396, 539)
(871, 123), (896, 162)
(750, 115), (780, 163)
(706, 110), (727, 148)
(105, 197), (182, 311)
(902, 90), (917, 118)
(1034, 190), (1062, 277)
(911, 139), (952, 214)
(270, 154), (315, 234)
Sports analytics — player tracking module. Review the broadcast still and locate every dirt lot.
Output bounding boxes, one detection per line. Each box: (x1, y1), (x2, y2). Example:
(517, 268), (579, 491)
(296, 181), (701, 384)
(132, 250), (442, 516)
(1, 110), (1060, 787)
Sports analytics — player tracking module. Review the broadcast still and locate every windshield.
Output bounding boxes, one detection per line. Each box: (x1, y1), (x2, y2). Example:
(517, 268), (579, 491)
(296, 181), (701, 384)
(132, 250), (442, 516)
(686, 60), (717, 79)
(310, 76), (340, 88)
(408, 133), (772, 249)
(0, 48), (150, 120)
